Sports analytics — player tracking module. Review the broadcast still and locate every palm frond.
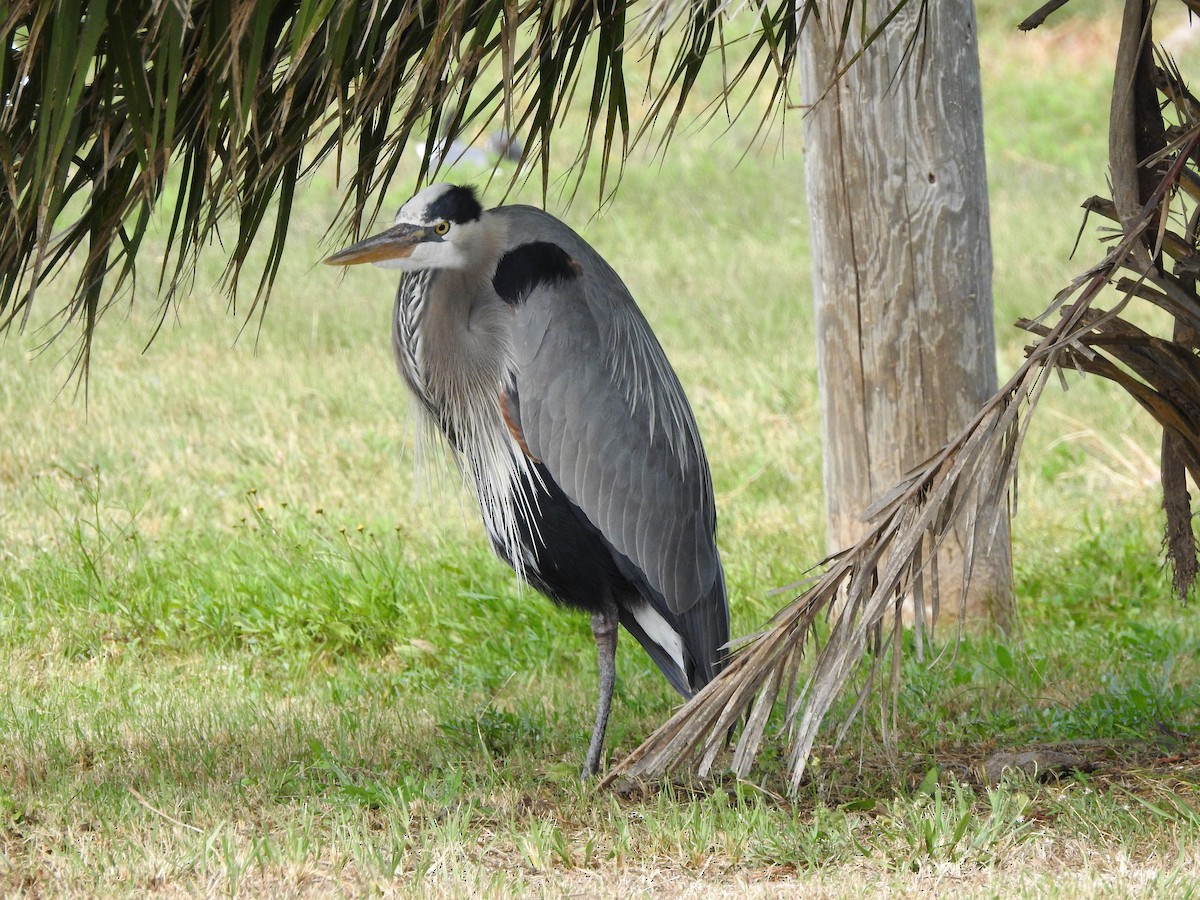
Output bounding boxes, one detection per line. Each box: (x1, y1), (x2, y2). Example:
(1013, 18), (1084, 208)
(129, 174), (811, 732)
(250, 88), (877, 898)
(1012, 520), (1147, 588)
(4, 0), (928, 372)
(602, 0), (1200, 792)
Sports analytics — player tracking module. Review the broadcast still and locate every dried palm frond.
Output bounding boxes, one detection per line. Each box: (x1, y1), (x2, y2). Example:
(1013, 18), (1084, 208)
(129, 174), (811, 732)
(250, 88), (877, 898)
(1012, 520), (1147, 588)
(602, 0), (1200, 793)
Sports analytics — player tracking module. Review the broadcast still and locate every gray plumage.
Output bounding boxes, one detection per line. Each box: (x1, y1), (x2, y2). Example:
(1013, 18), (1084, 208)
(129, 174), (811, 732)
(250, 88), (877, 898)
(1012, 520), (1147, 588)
(325, 183), (729, 777)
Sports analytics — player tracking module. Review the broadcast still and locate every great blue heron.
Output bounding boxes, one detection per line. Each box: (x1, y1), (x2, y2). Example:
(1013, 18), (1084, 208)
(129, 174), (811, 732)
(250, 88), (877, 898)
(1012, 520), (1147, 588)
(324, 183), (729, 777)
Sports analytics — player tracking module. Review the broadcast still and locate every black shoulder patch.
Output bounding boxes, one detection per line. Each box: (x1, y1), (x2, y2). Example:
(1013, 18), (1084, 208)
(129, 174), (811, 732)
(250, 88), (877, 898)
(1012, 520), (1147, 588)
(493, 242), (581, 307)
(426, 185), (483, 224)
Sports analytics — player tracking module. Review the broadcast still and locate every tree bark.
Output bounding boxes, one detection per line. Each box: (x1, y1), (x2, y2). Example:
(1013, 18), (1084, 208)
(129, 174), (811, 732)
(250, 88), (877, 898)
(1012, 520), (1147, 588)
(798, 0), (1015, 629)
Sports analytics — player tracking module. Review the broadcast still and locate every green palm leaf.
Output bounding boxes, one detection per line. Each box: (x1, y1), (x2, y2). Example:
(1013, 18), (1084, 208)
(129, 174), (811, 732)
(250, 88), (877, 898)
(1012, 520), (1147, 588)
(0, 0), (893, 372)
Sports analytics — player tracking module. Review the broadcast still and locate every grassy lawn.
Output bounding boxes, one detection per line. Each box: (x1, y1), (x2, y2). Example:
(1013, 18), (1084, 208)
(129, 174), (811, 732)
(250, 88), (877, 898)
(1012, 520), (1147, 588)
(2, 4), (1199, 895)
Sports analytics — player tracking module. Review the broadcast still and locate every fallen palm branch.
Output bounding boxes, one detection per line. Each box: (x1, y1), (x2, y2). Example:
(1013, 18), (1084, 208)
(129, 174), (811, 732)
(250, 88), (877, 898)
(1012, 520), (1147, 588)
(602, 1), (1200, 793)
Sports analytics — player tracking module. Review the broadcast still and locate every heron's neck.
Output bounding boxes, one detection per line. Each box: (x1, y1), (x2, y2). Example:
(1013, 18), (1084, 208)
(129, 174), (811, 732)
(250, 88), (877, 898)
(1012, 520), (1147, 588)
(398, 213), (512, 423)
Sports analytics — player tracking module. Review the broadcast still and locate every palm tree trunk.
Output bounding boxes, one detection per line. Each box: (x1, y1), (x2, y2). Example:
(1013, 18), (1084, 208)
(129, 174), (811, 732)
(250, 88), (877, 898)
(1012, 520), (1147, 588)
(798, 0), (1015, 629)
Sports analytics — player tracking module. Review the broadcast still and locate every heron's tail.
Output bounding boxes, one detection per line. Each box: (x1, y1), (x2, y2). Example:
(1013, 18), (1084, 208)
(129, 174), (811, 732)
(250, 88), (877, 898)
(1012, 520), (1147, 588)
(618, 558), (730, 700)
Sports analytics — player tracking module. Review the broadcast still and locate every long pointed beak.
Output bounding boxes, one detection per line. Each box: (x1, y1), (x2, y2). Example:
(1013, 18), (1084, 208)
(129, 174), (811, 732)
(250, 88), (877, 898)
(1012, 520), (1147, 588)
(323, 223), (428, 266)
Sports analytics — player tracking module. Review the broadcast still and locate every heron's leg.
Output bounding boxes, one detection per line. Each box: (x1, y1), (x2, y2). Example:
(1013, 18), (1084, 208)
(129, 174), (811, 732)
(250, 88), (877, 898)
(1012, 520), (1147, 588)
(582, 602), (619, 779)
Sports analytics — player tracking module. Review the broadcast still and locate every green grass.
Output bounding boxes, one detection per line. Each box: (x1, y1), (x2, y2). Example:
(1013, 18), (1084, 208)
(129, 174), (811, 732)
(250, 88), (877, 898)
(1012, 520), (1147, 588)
(2, 6), (1200, 896)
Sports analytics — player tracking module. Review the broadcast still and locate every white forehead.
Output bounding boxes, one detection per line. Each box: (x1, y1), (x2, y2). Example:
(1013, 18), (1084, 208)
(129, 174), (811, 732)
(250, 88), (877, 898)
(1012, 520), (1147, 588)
(394, 183), (457, 225)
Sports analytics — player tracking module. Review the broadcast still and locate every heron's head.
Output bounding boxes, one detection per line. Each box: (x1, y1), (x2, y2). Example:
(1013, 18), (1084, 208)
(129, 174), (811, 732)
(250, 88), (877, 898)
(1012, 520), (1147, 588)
(324, 183), (484, 271)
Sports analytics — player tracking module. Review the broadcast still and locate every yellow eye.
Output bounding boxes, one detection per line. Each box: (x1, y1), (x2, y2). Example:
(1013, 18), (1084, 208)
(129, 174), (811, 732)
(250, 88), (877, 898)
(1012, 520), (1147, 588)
(433, 221), (451, 236)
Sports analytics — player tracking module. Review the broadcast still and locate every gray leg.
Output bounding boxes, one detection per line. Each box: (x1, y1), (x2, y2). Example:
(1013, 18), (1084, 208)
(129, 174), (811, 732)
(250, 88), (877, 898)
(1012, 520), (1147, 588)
(582, 603), (619, 779)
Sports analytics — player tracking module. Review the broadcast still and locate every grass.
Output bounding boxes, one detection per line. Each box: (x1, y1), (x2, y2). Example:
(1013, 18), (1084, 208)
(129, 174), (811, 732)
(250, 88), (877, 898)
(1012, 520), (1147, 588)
(2, 4), (1200, 896)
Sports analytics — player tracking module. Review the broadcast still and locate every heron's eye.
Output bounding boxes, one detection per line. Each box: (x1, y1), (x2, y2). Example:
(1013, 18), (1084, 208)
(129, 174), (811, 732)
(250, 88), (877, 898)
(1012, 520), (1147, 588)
(433, 220), (451, 236)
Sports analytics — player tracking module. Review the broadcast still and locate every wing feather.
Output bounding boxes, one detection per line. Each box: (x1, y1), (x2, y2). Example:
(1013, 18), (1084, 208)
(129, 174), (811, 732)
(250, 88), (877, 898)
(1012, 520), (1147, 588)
(495, 207), (724, 630)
